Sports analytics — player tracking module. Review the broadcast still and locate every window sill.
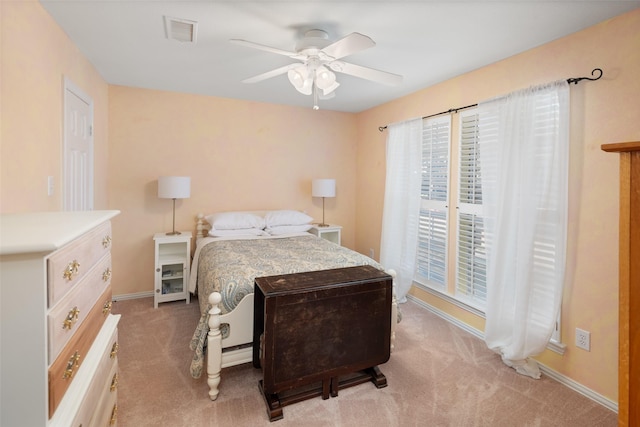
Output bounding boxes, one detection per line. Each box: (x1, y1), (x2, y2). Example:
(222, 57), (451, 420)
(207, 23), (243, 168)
(413, 282), (486, 319)
(547, 340), (567, 355)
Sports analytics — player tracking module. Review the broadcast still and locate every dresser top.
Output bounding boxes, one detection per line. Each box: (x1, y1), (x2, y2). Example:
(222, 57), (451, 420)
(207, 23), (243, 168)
(0, 210), (120, 255)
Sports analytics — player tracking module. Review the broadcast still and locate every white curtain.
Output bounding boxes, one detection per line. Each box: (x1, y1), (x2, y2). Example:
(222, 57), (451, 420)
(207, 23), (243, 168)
(380, 118), (423, 302)
(478, 81), (570, 379)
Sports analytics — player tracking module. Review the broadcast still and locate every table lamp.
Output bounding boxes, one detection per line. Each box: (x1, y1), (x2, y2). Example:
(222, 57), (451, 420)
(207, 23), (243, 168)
(158, 176), (191, 235)
(312, 179), (336, 227)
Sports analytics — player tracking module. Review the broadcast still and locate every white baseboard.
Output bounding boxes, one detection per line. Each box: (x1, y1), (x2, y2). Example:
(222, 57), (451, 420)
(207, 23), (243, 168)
(112, 291), (154, 301)
(407, 294), (484, 338)
(537, 363), (618, 413)
(405, 294), (618, 414)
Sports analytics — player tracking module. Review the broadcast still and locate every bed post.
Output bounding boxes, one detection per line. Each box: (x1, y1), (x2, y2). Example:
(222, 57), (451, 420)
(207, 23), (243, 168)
(207, 292), (223, 400)
(196, 213), (206, 240)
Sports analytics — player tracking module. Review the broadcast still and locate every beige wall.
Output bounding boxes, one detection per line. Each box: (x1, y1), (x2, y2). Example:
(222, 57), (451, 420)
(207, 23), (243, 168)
(355, 9), (640, 403)
(1, 1), (110, 213)
(3, 0), (639, 407)
(108, 86), (357, 296)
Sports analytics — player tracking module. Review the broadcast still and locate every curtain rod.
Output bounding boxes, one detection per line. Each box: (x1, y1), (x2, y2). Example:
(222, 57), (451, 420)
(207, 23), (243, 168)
(378, 68), (603, 132)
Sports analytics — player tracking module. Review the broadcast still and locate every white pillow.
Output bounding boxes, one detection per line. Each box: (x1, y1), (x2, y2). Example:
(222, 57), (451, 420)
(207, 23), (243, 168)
(205, 212), (265, 230)
(266, 224), (312, 235)
(208, 228), (268, 237)
(264, 210), (313, 227)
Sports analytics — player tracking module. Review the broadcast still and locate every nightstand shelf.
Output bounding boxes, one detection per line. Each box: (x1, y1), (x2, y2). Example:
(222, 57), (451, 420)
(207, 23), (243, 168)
(153, 232), (191, 308)
(309, 224), (342, 246)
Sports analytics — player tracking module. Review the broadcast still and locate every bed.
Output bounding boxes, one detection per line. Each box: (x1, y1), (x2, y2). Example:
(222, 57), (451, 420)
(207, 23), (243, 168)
(187, 210), (398, 401)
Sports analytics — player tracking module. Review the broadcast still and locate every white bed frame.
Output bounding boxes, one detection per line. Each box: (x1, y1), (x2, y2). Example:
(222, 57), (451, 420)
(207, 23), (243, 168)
(194, 215), (398, 401)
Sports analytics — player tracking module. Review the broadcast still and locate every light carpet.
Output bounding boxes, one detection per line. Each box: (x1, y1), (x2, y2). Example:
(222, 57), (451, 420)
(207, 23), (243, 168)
(111, 297), (616, 426)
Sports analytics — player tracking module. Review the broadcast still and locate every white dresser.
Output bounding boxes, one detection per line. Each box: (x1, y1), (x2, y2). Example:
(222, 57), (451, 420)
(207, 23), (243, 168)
(0, 210), (121, 427)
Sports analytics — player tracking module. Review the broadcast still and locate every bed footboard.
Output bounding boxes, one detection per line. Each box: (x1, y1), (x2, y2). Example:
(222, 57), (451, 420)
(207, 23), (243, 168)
(206, 292), (255, 401)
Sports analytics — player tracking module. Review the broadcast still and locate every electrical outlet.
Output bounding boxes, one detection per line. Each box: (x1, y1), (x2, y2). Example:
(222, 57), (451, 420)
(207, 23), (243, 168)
(575, 328), (591, 351)
(369, 248), (375, 259)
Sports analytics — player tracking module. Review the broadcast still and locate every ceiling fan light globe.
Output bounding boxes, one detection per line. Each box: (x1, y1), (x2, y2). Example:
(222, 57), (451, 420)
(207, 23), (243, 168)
(319, 91), (336, 100)
(322, 81), (340, 96)
(287, 68), (306, 88)
(315, 66), (336, 90)
(298, 80), (313, 95)
(288, 66), (314, 95)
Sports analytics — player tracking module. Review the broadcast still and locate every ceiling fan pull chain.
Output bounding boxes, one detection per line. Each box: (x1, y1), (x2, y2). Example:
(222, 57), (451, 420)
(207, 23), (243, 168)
(313, 80), (319, 110)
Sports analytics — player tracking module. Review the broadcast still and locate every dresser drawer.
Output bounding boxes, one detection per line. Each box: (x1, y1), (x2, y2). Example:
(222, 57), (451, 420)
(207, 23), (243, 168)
(71, 329), (119, 427)
(48, 287), (113, 418)
(89, 362), (119, 427)
(48, 221), (112, 307)
(48, 254), (112, 362)
(92, 400), (118, 427)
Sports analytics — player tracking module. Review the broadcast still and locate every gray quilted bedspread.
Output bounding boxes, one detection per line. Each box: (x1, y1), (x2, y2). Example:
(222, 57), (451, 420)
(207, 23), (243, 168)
(188, 234), (383, 378)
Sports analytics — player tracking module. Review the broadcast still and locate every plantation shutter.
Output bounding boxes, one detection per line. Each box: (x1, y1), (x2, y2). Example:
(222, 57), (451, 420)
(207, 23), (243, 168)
(456, 110), (488, 307)
(415, 116), (450, 287)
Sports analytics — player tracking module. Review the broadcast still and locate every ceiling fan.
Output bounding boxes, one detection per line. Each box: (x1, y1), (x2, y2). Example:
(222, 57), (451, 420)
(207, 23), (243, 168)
(230, 30), (403, 110)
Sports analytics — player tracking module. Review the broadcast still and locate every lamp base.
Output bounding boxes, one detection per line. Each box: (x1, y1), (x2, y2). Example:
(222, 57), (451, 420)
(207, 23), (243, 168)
(166, 199), (182, 235)
(317, 223), (330, 227)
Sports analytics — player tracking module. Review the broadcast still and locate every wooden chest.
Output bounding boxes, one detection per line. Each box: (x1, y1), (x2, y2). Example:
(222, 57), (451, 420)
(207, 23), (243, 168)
(253, 265), (392, 421)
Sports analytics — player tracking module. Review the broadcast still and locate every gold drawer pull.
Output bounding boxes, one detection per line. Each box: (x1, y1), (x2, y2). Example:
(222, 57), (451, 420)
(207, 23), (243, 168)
(110, 342), (119, 359)
(63, 260), (80, 281)
(62, 306), (80, 330)
(63, 351), (81, 379)
(102, 268), (112, 282)
(102, 235), (112, 248)
(102, 301), (113, 315)
(110, 373), (119, 392)
(110, 404), (118, 425)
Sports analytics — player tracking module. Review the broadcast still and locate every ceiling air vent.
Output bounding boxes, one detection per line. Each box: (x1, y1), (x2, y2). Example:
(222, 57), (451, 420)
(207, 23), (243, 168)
(164, 16), (198, 43)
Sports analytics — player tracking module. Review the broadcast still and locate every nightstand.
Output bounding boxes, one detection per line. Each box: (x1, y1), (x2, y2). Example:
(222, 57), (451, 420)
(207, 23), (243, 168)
(309, 224), (342, 246)
(153, 232), (191, 308)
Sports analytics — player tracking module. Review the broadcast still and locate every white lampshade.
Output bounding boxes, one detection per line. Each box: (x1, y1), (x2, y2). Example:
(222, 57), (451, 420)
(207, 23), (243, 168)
(312, 179), (336, 198)
(158, 176), (191, 199)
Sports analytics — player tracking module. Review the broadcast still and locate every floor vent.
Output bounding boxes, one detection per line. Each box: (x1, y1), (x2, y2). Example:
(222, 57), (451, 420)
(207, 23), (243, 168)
(164, 16), (197, 43)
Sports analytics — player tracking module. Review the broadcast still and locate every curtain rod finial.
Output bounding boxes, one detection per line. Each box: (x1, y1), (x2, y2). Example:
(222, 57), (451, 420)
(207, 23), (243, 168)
(567, 68), (603, 85)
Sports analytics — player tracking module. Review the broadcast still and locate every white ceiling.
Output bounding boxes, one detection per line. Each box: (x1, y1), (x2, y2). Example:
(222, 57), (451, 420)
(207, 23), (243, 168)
(40, 1), (639, 113)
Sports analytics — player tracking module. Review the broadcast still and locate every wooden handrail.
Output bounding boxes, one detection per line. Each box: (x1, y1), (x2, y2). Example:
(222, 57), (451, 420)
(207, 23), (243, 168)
(601, 141), (640, 153)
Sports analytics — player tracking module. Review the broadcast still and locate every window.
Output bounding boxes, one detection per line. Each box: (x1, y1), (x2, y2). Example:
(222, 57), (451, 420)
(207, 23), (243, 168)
(411, 99), (564, 348)
(415, 116), (450, 288)
(414, 112), (489, 310)
(456, 110), (488, 309)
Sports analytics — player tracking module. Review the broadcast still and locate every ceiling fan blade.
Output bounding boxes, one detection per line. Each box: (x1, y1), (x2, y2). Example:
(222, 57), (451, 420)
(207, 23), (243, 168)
(328, 61), (403, 86)
(230, 39), (304, 59)
(241, 63), (299, 84)
(320, 32), (375, 60)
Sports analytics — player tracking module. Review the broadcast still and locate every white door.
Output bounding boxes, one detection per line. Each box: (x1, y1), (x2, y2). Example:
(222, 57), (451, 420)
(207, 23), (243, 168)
(64, 78), (94, 211)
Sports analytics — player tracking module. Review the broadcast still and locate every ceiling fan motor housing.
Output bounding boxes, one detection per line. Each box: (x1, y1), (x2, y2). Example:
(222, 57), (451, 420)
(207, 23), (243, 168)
(295, 29), (331, 55)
